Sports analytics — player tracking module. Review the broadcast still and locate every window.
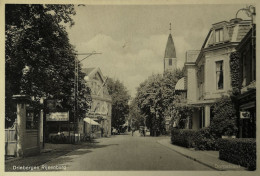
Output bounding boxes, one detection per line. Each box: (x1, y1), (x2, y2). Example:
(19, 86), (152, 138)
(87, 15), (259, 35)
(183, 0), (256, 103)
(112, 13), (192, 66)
(216, 61), (223, 90)
(215, 28), (224, 43)
(169, 58), (172, 66)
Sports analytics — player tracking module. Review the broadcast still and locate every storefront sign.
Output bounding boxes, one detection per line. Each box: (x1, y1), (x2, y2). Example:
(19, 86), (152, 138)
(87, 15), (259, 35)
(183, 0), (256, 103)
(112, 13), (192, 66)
(46, 112), (69, 121)
(240, 111), (250, 119)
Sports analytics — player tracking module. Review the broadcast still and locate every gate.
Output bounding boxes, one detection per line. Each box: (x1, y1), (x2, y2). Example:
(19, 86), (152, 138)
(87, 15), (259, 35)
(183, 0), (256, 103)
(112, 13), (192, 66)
(5, 120), (17, 156)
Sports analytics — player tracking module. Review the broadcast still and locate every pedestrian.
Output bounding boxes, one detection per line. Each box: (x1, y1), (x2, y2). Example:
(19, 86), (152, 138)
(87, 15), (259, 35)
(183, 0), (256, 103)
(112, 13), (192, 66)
(143, 129), (145, 137)
(132, 128), (134, 136)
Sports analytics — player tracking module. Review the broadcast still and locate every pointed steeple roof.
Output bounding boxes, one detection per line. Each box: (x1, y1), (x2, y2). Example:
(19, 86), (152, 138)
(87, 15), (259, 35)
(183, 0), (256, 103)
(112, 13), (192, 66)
(164, 33), (176, 58)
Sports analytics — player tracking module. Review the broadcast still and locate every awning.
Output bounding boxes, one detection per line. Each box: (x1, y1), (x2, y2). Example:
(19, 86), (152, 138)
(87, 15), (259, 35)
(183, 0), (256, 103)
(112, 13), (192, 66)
(83, 118), (100, 126)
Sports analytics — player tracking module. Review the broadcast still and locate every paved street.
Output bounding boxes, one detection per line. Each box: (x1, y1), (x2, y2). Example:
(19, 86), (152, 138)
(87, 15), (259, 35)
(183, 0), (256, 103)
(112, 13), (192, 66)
(42, 133), (213, 171)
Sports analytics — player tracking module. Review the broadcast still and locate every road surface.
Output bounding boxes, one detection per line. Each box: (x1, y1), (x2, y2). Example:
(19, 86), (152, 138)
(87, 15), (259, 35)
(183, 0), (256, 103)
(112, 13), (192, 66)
(42, 133), (213, 171)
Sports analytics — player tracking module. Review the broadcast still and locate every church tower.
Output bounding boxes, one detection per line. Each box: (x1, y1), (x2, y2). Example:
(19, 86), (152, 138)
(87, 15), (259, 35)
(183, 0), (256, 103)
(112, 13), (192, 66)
(164, 23), (177, 72)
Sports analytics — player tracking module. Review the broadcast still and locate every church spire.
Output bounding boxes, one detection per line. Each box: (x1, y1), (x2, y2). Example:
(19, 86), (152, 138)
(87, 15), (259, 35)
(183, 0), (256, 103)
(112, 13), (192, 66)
(164, 24), (176, 58)
(164, 23), (177, 72)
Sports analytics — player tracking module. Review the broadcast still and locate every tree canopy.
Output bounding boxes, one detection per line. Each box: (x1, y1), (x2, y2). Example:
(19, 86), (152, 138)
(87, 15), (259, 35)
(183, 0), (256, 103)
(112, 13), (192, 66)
(5, 4), (90, 127)
(135, 69), (184, 136)
(128, 98), (145, 130)
(106, 78), (130, 130)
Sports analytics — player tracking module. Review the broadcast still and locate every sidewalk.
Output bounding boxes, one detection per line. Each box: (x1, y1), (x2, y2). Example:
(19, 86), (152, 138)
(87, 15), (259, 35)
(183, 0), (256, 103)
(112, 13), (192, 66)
(5, 142), (94, 172)
(157, 138), (247, 171)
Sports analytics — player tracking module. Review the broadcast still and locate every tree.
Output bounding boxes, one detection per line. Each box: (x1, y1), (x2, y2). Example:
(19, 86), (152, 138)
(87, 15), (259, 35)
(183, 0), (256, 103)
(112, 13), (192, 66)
(106, 78), (130, 130)
(129, 98), (145, 130)
(161, 69), (184, 119)
(136, 74), (164, 136)
(5, 4), (91, 127)
(210, 96), (238, 137)
(135, 69), (184, 136)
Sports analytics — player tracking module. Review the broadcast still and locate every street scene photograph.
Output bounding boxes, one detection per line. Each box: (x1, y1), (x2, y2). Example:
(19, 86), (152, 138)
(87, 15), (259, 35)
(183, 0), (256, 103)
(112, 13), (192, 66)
(3, 0), (257, 174)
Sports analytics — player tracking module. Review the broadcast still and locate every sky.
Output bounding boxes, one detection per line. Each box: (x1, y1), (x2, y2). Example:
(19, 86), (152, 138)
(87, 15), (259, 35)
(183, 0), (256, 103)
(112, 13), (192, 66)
(67, 4), (251, 97)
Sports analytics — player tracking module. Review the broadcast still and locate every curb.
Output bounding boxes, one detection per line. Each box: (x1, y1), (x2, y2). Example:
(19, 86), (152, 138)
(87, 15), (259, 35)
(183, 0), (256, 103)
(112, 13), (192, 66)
(156, 139), (222, 171)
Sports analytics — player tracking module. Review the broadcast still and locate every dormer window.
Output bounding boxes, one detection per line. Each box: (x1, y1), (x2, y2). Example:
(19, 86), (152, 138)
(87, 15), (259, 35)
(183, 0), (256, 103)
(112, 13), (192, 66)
(215, 28), (224, 43)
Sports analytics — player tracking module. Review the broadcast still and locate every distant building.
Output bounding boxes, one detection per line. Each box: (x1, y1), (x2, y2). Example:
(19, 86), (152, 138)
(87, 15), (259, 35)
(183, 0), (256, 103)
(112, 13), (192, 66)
(82, 67), (112, 137)
(164, 24), (177, 72)
(184, 18), (252, 129)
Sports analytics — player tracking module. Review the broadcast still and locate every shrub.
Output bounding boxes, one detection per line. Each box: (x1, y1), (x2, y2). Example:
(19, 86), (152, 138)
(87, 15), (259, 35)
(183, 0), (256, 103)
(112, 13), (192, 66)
(211, 96), (238, 138)
(171, 128), (197, 148)
(194, 128), (218, 150)
(218, 138), (256, 170)
(230, 51), (241, 95)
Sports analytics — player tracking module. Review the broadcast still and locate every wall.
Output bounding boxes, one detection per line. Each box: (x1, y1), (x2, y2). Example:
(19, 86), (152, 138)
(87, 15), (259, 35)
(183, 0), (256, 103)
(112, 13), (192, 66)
(186, 64), (198, 103)
(24, 130), (40, 156)
(164, 58), (177, 71)
(203, 48), (234, 100)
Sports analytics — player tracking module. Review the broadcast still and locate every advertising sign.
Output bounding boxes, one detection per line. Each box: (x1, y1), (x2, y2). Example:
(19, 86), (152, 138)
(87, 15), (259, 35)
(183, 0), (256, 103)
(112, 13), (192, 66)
(240, 111), (250, 119)
(46, 112), (69, 121)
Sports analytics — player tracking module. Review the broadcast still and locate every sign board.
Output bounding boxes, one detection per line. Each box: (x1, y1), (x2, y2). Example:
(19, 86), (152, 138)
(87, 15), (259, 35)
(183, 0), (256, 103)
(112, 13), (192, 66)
(240, 111), (250, 119)
(46, 112), (69, 121)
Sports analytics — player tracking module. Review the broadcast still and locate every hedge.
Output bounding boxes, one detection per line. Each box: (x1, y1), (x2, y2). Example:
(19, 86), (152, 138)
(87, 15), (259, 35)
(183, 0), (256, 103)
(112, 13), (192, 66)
(218, 138), (256, 170)
(171, 128), (197, 148)
(194, 128), (218, 150)
(171, 128), (219, 150)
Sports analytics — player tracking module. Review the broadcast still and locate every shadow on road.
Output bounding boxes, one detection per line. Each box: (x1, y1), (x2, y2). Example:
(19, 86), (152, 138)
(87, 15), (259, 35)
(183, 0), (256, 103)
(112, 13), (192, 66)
(5, 139), (119, 172)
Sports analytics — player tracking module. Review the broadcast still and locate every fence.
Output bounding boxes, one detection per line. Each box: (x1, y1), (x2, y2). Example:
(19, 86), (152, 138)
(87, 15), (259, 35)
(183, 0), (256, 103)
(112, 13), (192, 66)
(5, 122), (17, 156)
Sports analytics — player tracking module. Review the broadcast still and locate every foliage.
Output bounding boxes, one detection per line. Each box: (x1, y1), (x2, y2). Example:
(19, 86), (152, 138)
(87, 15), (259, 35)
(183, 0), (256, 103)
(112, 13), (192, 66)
(135, 69), (184, 136)
(171, 94), (199, 129)
(5, 4), (91, 127)
(161, 69), (184, 108)
(171, 128), (197, 148)
(171, 128), (218, 150)
(194, 128), (218, 150)
(170, 96), (239, 150)
(210, 96), (238, 137)
(136, 74), (165, 136)
(229, 51), (241, 95)
(128, 98), (145, 130)
(218, 138), (256, 170)
(106, 78), (130, 130)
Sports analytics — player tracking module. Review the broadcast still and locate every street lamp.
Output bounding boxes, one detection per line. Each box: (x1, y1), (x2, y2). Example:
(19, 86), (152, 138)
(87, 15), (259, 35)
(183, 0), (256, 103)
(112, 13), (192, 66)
(235, 5), (256, 50)
(73, 51), (101, 143)
(236, 5), (256, 24)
